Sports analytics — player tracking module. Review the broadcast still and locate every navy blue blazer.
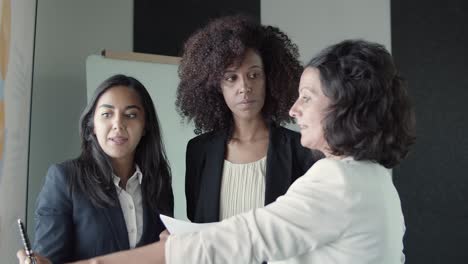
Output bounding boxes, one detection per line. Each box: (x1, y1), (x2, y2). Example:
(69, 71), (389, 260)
(185, 123), (322, 223)
(33, 161), (167, 263)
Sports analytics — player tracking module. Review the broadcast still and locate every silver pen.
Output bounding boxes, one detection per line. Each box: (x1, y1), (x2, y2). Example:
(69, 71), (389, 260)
(17, 219), (37, 264)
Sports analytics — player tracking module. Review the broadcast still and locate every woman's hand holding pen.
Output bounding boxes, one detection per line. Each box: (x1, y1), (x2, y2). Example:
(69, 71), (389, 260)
(17, 250), (51, 264)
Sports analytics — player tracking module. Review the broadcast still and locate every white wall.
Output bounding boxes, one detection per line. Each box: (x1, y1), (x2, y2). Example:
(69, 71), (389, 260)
(27, 0), (133, 238)
(261, 0), (391, 64)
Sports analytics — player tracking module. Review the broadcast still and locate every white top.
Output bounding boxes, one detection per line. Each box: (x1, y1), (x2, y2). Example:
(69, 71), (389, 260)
(112, 165), (144, 249)
(219, 157), (267, 220)
(166, 157), (406, 264)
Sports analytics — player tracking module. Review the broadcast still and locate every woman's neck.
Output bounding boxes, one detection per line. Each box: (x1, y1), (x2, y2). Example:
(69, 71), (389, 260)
(111, 157), (135, 188)
(231, 116), (268, 142)
(321, 146), (344, 160)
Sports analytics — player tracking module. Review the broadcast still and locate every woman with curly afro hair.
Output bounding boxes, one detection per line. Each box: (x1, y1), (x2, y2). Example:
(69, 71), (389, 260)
(175, 15), (320, 223)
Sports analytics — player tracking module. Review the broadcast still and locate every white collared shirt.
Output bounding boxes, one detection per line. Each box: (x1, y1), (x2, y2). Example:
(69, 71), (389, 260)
(112, 165), (144, 249)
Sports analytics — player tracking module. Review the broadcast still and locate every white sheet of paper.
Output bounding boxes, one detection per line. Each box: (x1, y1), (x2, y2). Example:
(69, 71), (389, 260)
(160, 214), (217, 235)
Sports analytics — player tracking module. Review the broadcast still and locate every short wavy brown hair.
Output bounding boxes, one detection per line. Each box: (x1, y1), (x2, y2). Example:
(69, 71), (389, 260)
(308, 39), (416, 168)
(175, 15), (303, 134)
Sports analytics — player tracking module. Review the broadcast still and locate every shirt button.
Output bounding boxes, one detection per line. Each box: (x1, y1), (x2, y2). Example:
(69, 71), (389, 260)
(129, 205), (134, 210)
(129, 228), (135, 233)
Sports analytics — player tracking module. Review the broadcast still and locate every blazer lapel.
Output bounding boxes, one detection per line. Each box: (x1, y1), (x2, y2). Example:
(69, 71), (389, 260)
(196, 131), (226, 222)
(102, 195), (130, 250)
(265, 125), (293, 205)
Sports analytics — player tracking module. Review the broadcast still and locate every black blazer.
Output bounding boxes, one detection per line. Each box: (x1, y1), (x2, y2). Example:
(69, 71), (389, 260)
(185, 124), (320, 223)
(33, 161), (167, 263)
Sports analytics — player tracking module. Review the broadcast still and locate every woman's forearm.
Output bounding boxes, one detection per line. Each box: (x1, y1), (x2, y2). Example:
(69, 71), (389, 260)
(70, 240), (166, 264)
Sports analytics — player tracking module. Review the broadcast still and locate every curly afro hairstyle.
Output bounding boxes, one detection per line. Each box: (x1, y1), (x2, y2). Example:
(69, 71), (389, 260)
(175, 15), (303, 134)
(308, 39), (416, 168)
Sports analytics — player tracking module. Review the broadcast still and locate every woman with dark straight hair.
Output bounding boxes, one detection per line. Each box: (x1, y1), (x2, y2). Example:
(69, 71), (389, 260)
(30, 74), (173, 263)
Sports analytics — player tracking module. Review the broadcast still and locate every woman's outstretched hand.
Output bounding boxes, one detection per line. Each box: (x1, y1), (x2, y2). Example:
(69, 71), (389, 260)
(160, 229), (170, 241)
(17, 231), (170, 264)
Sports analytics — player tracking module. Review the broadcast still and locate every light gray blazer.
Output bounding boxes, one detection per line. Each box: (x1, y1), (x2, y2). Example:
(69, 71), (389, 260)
(166, 157), (405, 264)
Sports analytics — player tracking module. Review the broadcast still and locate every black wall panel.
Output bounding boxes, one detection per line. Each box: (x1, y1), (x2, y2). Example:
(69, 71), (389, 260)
(392, 1), (468, 263)
(134, 0), (260, 57)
